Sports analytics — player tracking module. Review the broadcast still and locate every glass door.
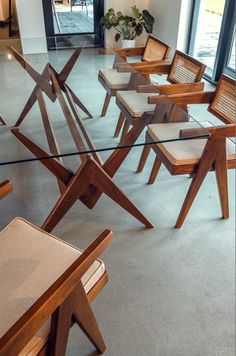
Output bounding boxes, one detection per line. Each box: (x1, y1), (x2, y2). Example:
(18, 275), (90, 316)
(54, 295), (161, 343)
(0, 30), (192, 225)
(52, 0), (94, 35)
(42, 0), (104, 48)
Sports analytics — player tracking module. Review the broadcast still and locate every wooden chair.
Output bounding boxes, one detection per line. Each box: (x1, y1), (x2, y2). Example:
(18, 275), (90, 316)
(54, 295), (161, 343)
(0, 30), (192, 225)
(137, 74), (236, 228)
(98, 35), (171, 118)
(115, 50), (206, 140)
(0, 180), (13, 199)
(0, 217), (112, 355)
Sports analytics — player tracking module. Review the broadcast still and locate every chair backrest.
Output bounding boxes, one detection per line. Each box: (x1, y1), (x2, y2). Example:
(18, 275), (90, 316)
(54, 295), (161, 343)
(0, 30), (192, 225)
(208, 74), (236, 124)
(142, 35), (171, 62)
(167, 50), (206, 84)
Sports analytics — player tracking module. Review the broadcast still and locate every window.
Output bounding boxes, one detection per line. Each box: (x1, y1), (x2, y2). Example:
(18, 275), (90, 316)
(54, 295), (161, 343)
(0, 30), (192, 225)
(188, 0), (236, 81)
(227, 30), (235, 70)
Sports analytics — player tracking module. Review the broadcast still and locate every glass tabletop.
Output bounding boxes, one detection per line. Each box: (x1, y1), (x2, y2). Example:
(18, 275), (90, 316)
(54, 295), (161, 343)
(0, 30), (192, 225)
(0, 36), (211, 168)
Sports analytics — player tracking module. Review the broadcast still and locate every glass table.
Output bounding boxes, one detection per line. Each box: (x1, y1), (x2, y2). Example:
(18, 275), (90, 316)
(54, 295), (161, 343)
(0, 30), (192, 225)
(0, 37), (232, 232)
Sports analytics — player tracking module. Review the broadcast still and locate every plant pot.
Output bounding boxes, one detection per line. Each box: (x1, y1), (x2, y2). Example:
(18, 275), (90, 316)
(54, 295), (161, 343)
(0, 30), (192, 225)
(121, 39), (136, 48)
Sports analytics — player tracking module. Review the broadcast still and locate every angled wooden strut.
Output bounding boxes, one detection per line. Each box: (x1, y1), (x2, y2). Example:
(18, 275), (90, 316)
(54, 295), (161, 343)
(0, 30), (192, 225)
(0, 180), (13, 199)
(11, 128), (153, 232)
(8, 47), (93, 127)
(0, 116), (7, 125)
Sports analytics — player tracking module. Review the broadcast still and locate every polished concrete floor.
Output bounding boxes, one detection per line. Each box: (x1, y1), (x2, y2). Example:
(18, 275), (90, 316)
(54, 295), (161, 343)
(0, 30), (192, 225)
(0, 48), (235, 356)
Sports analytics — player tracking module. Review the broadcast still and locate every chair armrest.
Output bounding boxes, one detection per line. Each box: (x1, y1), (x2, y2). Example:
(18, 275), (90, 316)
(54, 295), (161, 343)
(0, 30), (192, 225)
(0, 180), (13, 199)
(137, 85), (159, 93)
(99, 48), (115, 55)
(73, 229), (113, 280)
(152, 82), (205, 95)
(117, 62), (171, 75)
(138, 82), (204, 94)
(180, 123), (236, 139)
(115, 46), (146, 57)
(148, 91), (215, 105)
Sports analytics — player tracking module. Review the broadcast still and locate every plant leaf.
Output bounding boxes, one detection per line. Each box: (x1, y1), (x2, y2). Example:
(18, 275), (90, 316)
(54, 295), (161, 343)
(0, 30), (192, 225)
(131, 5), (140, 19)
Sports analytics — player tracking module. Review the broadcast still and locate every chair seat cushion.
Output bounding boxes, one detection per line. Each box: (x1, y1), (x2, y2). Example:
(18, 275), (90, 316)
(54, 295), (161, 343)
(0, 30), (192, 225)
(99, 68), (131, 90)
(117, 90), (157, 118)
(0, 218), (105, 354)
(148, 121), (236, 165)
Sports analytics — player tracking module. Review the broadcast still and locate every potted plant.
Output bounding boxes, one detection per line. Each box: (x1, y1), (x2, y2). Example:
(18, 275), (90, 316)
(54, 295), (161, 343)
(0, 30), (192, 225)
(100, 6), (155, 48)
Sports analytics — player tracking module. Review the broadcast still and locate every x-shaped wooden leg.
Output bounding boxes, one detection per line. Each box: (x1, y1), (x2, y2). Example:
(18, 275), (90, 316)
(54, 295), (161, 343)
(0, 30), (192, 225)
(8, 47), (93, 127)
(12, 128), (153, 231)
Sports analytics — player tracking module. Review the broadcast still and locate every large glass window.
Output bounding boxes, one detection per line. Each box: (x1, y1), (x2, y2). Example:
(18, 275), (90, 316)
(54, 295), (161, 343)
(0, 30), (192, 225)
(190, 0), (226, 76)
(188, 0), (236, 81)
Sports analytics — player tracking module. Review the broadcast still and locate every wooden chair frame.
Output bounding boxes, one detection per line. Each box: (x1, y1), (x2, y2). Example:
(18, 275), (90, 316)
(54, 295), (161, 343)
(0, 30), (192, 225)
(98, 35), (171, 118)
(10, 55), (153, 232)
(8, 46), (93, 128)
(137, 74), (236, 227)
(0, 228), (112, 355)
(115, 50), (206, 140)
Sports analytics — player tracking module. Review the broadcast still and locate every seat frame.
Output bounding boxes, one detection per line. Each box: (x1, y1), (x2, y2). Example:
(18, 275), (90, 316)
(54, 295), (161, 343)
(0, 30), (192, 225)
(0, 226), (112, 356)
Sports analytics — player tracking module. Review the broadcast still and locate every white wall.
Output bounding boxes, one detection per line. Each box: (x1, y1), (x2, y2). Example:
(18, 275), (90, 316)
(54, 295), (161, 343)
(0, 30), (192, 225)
(148, 0), (192, 57)
(15, 0), (47, 54)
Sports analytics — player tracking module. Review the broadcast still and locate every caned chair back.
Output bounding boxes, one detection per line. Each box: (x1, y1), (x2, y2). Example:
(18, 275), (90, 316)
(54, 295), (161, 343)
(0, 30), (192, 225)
(168, 50), (206, 84)
(208, 74), (236, 124)
(142, 35), (170, 62)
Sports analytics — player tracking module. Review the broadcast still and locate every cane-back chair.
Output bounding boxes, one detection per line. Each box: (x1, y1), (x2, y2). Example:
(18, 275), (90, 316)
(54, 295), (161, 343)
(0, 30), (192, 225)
(98, 35), (171, 117)
(115, 50), (206, 140)
(0, 217), (112, 355)
(137, 74), (236, 228)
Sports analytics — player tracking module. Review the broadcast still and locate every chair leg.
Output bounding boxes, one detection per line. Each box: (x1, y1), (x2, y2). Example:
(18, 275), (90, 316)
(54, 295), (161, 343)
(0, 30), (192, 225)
(113, 112), (125, 138)
(101, 93), (111, 117)
(175, 140), (216, 228)
(136, 145), (151, 173)
(72, 282), (106, 354)
(120, 119), (130, 142)
(48, 300), (73, 356)
(147, 156), (162, 184)
(215, 141), (229, 219)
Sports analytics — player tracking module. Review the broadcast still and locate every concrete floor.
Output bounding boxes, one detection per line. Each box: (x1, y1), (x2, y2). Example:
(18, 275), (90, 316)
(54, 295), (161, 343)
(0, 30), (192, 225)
(0, 47), (235, 356)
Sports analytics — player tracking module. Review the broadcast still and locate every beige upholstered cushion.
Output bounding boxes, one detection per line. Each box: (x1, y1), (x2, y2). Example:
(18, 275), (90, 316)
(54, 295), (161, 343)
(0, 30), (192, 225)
(0, 218), (105, 355)
(117, 90), (157, 118)
(99, 68), (131, 89)
(148, 121), (236, 165)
